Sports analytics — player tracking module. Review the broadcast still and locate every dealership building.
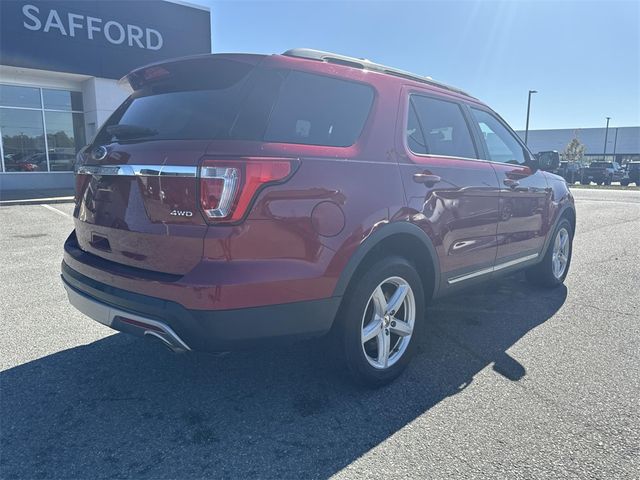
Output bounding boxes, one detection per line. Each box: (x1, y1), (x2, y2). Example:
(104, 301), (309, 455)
(516, 127), (640, 165)
(0, 0), (210, 196)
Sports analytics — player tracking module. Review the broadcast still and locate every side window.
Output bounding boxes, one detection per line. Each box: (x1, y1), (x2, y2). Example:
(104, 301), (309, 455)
(471, 108), (526, 165)
(408, 95), (477, 159)
(407, 102), (427, 154)
(264, 71), (374, 147)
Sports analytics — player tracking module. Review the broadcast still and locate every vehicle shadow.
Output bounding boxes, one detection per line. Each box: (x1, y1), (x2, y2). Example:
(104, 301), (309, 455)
(0, 273), (566, 479)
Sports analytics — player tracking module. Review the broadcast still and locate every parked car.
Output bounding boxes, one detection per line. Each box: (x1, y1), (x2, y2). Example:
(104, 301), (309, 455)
(558, 161), (583, 184)
(3, 152), (32, 171)
(3, 152), (76, 172)
(62, 49), (576, 386)
(581, 161), (625, 185)
(620, 161), (640, 186)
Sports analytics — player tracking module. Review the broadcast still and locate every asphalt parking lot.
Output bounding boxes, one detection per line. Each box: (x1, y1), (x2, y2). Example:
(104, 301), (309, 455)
(1, 188), (638, 479)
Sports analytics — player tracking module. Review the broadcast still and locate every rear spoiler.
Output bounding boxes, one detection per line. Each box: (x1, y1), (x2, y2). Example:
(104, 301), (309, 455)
(118, 53), (266, 91)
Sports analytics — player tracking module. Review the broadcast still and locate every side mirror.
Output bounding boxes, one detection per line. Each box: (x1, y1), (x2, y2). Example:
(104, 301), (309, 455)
(535, 150), (560, 172)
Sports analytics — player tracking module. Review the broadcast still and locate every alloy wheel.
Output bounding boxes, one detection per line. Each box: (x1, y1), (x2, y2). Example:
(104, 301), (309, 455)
(360, 276), (416, 369)
(552, 227), (570, 279)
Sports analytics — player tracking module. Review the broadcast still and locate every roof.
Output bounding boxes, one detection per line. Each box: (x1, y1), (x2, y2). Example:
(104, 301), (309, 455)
(122, 49), (477, 101)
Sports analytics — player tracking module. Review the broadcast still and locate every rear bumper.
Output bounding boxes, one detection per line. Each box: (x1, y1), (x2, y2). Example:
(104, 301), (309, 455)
(62, 261), (341, 352)
(63, 230), (338, 311)
(63, 276), (191, 352)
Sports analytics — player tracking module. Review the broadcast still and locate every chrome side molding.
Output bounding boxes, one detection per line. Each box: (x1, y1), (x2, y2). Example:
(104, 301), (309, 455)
(76, 164), (197, 177)
(447, 253), (539, 285)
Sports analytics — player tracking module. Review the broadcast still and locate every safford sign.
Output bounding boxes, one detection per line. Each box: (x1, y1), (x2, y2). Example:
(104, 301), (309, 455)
(0, 0), (211, 79)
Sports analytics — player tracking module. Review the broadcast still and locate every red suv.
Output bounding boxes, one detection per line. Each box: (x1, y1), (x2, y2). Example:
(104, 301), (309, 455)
(62, 49), (575, 386)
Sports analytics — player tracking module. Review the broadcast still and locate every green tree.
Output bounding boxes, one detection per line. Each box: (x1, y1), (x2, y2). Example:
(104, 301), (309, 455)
(564, 133), (586, 164)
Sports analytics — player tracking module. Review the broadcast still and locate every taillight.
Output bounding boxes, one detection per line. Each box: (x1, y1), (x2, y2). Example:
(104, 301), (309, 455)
(199, 157), (298, 223)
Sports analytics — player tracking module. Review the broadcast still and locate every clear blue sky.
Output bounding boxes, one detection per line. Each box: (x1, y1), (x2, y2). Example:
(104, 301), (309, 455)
(201, 0), (640, 131)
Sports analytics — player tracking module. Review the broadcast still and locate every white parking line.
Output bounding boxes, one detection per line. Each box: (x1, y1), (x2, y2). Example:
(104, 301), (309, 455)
(41, 204), (72, 218)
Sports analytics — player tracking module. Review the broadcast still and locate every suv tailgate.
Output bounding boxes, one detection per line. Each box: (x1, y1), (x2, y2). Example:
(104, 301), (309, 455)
(74, 140), (209, 275)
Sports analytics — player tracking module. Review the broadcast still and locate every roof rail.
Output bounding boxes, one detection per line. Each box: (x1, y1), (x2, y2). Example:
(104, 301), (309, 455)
(282, 48), (474, 99)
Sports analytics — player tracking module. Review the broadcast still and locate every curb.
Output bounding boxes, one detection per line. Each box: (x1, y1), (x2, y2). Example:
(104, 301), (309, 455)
(0, 196), (75, 206)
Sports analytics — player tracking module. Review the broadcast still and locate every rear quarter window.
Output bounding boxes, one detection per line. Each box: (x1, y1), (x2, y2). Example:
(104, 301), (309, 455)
(264, 71), (374, 147)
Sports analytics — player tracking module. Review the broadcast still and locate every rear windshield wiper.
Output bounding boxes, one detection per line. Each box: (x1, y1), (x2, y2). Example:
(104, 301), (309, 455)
(106, 124), (158, 140)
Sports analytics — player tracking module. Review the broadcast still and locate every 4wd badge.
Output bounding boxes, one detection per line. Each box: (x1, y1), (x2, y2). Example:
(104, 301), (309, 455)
(170, 210), (193, 217)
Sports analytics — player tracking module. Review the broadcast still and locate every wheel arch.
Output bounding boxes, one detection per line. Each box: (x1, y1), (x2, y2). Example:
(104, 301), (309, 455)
(332, 222), (441, 303)
(559, 204), (576, 232)
(539, 202), (576, 262)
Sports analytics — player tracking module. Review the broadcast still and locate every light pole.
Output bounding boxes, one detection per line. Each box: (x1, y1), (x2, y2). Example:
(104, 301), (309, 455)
(524, 90), (537, 146)
(603, 117), (611, 161)
(612, 127), (619, 163)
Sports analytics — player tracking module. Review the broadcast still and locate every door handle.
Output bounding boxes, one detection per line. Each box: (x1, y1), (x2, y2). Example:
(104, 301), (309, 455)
(503, 178), (520, 189)
(413, 173), (441, 186)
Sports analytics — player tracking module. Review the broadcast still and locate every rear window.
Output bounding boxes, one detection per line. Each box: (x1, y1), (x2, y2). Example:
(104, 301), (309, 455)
(96, 60), (374, 148)
(590, 162), (612, 168)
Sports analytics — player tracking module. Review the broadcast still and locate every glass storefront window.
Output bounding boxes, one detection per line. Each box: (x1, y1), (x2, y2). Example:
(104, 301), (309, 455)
(0, 84), (85, 173)
(0, 84), (41, 109)
(0, 108), (47, 172)
(44, 112), (86, 171)
(43, 89), (84, 111)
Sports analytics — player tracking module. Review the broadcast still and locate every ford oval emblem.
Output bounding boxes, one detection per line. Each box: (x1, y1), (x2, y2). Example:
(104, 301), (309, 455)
(92, 146), (108, 161)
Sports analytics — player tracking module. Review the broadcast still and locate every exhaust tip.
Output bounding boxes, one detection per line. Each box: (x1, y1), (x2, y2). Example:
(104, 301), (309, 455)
(144, 331), (186, 353)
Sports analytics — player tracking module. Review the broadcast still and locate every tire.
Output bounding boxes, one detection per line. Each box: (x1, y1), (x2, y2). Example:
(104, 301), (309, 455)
(339, 256), (425, 387)
(526, 218), (573, 288)
(621, 180), (629, 187)
(604, 176), (612, 186)
(580, 180), (589, 185)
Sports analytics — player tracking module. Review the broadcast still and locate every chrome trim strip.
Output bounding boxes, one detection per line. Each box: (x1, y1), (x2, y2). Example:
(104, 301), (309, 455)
(492, 253), (539, 273)
(63, 279), (191, 351)
(447, 253), (539, 285)
(448, 265), (494, 284)
(76, 164), (197, 177)
(159, 165), (197, 177)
